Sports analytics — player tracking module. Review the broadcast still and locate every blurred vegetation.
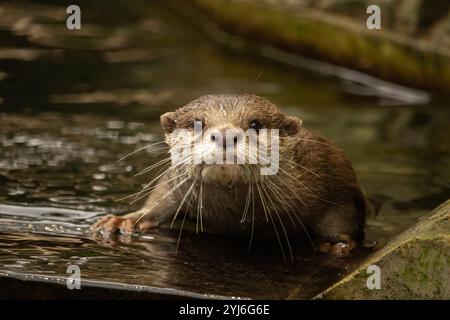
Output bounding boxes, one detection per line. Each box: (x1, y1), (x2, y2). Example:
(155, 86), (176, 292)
(190, 0), (450, 93)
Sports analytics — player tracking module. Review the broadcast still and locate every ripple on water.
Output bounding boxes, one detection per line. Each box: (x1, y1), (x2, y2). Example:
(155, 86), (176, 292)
(0, 204), (99, 222)
(98, 164), (133, 174)
(49, 196), (102, 205)
(0, 0), (449, 299)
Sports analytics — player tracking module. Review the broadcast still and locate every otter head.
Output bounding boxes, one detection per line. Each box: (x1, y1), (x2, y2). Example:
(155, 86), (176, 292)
(160, 94), (302, 187)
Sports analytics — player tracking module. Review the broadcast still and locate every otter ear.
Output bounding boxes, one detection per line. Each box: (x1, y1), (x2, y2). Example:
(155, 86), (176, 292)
(282, 115), (302, 135)
(160, 112), (176, 133)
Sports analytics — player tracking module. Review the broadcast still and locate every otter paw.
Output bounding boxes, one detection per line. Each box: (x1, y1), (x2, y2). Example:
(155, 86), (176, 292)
(91, 214), (157, 235)
(318, 240), (356, 257)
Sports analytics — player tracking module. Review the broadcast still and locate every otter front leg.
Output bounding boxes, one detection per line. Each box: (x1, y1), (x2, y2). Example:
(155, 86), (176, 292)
(312, 207), (363, 256)
(92, 175), (179, 234)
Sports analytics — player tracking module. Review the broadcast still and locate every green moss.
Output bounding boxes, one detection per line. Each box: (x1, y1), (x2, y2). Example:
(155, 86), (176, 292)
(313, 200), (450, 299)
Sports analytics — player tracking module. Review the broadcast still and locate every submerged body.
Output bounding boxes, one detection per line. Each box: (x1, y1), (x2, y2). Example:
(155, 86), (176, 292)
(93, 95), (369, 255)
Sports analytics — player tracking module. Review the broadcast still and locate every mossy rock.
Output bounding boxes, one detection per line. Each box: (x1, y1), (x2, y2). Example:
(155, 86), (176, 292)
(315, 200), (450, 299)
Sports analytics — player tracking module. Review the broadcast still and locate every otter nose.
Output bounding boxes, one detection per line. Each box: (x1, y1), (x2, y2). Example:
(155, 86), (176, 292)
(210, 129), (242, 149)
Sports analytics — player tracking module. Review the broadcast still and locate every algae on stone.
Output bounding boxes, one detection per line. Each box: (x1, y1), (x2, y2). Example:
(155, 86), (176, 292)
(315, 200), (450, 299)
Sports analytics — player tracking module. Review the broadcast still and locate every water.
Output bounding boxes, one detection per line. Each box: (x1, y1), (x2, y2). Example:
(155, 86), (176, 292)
(0, 0), (449, 299)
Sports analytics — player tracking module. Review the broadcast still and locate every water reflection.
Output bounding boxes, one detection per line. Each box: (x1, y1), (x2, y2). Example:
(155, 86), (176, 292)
(0, 0), (449, 298)
(0, 204), (370, 299)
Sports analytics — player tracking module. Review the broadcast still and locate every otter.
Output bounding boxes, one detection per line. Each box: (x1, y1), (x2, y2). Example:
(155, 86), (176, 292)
(93, 94), (370, 256)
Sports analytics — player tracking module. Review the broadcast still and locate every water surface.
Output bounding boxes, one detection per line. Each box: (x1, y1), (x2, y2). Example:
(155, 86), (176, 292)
(0, 0), (449, 299)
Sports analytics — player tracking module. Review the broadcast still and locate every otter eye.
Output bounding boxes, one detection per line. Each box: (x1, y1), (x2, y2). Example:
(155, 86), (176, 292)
(249, 119), (263, 132)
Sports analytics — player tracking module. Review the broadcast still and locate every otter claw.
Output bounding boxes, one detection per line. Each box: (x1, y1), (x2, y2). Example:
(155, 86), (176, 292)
(91, 214), (159, 235)
(92, 214), (136, 234)
(319, 240), (356, 257)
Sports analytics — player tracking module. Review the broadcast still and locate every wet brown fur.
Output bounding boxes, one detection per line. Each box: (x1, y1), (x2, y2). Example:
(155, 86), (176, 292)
(93, 94), (369, 253)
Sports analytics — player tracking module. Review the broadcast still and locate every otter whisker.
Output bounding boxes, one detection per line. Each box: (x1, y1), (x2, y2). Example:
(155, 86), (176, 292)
(134, 143), (195, 177)
(241, 181), (252, 223)
(129, 153), (196, 203)
(247, 182), (255, 253)
(134, 176), (190, 226)
(266, 177), (316, 250)
(136, 161), (174, 195)
(129, 162), (186, 202)
(278, 167), (341, 207)
(256, 182), (286, 259)
(267, 207), (286, 260)
(114, 169), (176, 203)
(128, 171), (187, 204)
(271, 173), (308, 208)
(265, 177), (305, 225)
(264, 178), (297, 229)
(176, 182), (197, 254)
(114, 168), (181, 203)
(261, 181), (294, 261)
(137, 153), (194, 191)
(280, 137), (343, 151)
(135, 158), (186, 195)
(134, 157), (172, 177)
(116, 140), (168, 163)
(171, 181), (196, 229)
(269, 173), (319, 248)
(114, 147), (186, 204)
(199, 178), (204, 232)
(195, 176), (206, 233)
(278, 167), (321, 199)
(128, 160), (173, 201)
(255, 182), (269, 223)
(282, 158), (321, 178)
